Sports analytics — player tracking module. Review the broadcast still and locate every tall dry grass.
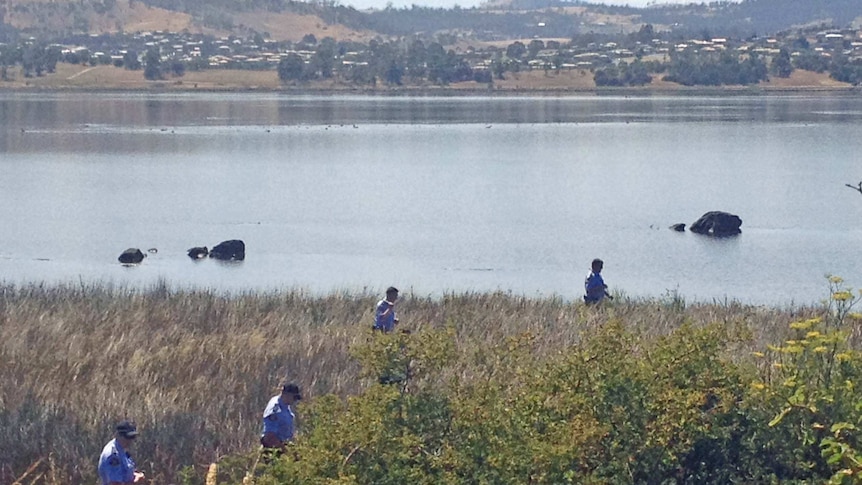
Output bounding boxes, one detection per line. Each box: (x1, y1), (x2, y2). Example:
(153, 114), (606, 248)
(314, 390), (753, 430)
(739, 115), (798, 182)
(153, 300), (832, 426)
(0, 282), (823, 484)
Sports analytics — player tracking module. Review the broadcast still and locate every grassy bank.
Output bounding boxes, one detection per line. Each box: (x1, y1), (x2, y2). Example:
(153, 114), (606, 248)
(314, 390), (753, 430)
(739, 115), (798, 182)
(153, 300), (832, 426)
(0, 63), (856, 94)
(0, 282), (850, 483)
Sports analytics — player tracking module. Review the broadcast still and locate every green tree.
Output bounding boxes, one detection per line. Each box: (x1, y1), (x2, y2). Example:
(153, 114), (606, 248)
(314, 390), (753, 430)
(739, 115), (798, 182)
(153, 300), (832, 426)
(793, 50), (830, 73)
(491, 58), (506, 80)
(143, 47), (162, 80)
(278, 53), (305, 81)
(527, 39), (544, 59)
(405, 39), (427, 80)
(385, 59), (403, 85)
(43, 45), (61, 74)
(506, 41), (526, 60)
(771, 47), (793, 78)
(346, 63), (375, 85)
(622, 59), (652, 86)
(426, 41), (449, 84)
(170, 61), (186, 77)
(123, 50), (141, 70)
(629, 23), (656, 46)
(310, 37), (336, 79)
(594, 65), (623, 86)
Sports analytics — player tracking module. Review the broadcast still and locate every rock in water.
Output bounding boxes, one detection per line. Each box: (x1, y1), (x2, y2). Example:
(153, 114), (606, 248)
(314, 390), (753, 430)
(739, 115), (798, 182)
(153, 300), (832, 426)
(118, 248), (145, 264)
(689, 211), (742, 236)
(187, 246), (209, 260)
(209, 240), (245, 261)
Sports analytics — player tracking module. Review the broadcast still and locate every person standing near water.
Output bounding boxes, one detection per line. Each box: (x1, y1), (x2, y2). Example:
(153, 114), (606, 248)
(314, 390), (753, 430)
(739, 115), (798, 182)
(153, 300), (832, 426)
(373, 287), (400, 333)
(584, 258), (612, 304)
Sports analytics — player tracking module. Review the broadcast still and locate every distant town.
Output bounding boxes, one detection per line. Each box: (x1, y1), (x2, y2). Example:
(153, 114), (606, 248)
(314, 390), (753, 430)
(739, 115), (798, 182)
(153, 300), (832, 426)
(2, 23), (862, 88)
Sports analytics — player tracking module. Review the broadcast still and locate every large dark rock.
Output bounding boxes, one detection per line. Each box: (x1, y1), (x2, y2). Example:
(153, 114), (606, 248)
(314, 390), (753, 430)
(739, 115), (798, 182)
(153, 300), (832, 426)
(670, 223), (686, 232)
(118, 248), (145, 264)
(689, 211), (742, 236)
(209, 239), (245, 261)
(187, 246), (208, 260)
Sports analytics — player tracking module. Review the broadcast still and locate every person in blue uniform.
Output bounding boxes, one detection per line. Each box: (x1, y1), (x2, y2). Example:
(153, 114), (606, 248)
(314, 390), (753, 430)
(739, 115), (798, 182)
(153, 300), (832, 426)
(584, 258), (613, 304)
(261, 383), (302, 451)
(98, 421), (145, 485)
(373, 286), (399, 332)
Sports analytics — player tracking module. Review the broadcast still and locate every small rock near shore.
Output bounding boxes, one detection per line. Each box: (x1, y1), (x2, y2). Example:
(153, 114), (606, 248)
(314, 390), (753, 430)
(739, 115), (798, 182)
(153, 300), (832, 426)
(187, 246), (209, 260)
(118, 248), (145, 264)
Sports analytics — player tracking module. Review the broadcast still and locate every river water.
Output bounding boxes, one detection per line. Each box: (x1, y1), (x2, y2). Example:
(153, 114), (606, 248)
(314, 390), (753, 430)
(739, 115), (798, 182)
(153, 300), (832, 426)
(1, 92), (861, 306)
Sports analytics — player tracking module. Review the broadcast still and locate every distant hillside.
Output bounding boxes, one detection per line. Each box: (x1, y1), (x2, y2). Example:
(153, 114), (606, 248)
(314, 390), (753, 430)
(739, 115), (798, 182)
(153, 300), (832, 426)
(338, 0), (862, 43)
(0, 0), (374, 41)
(1, 0), (861, 42)
(637, 0), (862, 36)
(0, 0), (195, 37)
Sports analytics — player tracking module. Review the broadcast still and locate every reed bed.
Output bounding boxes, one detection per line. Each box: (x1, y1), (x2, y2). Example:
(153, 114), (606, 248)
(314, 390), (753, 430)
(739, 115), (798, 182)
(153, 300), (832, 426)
(0, 282), (824, 484)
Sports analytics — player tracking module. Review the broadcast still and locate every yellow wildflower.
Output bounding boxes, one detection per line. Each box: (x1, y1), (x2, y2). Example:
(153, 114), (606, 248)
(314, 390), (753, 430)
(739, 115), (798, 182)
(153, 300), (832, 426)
(829, 276), (844, 284)
(814, 346), (827, 353)
(752, 352), (765, 358)
(772, 363), (784, 369)
(849, 312), (862, 320)
(790, 321), (812, 330)
(206, 463), (218, 485)
(751, 382), (766, 390)
(806, 331), (821, 339)
(832, 291), (853, 301)
(837, 353), (853, 362)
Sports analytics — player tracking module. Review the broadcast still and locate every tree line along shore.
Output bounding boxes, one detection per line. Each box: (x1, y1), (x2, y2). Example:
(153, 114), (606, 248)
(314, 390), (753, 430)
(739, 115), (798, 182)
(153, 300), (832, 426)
(4, 280), (862, 483)
(0, 62), (857, 93)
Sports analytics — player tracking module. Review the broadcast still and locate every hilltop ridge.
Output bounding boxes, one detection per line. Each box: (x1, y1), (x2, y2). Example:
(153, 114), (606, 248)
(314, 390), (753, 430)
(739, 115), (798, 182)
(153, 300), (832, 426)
(1, 0), (861, 43)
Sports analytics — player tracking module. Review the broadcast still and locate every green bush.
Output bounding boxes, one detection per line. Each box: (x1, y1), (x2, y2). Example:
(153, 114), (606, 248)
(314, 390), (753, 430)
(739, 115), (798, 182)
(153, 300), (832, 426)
(243, 279), (862, 484)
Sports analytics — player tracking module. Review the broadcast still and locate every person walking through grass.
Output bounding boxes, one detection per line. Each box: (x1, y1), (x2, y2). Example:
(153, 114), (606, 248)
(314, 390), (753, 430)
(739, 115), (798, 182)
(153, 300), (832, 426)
(260, 383), (302, 452)
(584, 258), (613, 304)
(373, 286), (400, 333)
(98, 421), (146, 484)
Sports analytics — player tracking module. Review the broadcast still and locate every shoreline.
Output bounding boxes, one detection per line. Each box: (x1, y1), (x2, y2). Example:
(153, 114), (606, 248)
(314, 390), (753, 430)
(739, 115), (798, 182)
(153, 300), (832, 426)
(1, 63), (858, 96)
(0, 279), (821, 310)
(1, 83), (860, 96)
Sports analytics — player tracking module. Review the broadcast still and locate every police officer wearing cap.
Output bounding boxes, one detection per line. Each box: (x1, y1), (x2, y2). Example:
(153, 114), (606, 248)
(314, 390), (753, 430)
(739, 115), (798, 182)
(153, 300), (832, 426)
(98, 420), (145, 484)
(261, 383), (302, 450)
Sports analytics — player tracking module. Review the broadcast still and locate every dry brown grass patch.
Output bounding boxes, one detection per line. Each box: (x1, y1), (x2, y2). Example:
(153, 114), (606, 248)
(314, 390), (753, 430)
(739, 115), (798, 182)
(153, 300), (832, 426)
(233, 11), (376, 43)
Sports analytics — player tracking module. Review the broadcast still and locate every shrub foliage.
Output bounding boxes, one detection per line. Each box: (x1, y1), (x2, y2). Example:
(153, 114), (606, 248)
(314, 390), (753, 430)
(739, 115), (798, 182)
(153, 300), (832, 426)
(247, 280), (862, 484)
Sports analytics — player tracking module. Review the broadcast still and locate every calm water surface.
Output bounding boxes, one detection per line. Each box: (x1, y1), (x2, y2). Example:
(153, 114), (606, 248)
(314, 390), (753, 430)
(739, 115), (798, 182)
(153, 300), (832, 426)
(1, 92), (861, 306)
